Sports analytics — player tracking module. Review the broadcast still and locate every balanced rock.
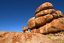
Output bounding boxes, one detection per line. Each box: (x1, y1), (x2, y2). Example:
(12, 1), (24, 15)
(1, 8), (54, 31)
(35, 2), (53, 13)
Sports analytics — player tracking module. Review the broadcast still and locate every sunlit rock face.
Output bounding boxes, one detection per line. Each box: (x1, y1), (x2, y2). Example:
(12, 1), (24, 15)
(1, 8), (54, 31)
(28, 2), (64, 33)
(0, 32), (64, 43)
(0, 2), (64, 43)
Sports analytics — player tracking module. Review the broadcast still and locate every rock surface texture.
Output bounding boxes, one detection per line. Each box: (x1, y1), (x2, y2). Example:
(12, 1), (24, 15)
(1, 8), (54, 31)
(0, 2), (64, 43)
(28, 2), (64, 33)
(0, 32), (64, 43)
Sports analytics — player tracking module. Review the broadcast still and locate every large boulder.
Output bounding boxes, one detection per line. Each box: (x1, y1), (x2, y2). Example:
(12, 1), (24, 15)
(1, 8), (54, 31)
(35, 2), (53, 13)
(35, 9), (55, 17)
(39, 17), (64, 34)
(28, 17), (36, 29)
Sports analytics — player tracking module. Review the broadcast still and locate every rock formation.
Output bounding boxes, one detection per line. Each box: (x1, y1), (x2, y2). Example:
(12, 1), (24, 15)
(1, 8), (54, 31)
(0, 32), (64, 43)
(28, 2), (64, 34)
(0, 2), (64, 43)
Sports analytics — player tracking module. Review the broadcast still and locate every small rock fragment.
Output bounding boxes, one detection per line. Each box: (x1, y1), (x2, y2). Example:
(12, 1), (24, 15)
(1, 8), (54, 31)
(23, 27), (28, 33)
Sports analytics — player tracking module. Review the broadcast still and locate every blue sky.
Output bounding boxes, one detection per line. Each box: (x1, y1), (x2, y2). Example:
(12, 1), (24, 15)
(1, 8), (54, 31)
(0, 0), (64, 32)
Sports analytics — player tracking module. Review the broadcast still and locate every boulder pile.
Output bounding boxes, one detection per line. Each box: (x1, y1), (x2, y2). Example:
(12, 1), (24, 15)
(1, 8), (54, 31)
(23, 2), (64, 34)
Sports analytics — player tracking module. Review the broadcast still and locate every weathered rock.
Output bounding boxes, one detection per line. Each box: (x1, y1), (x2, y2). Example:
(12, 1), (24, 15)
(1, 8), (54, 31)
(0, 32), (64, 43)
(51, 10), (63, 18)
(31, 28), (40, 33)
(52, 18), (64, 30)
(28, 14), (63, 29)
(55, 10), (63, 15)
(28, 14), (53, 29)
(22, 27), (28, 33)
(35, 14), (53, 26)
(35, 9), (55, 17)
(39, 17), (64, 34)
(27, 2), (64, 34)
(35, 16), (46, 26)
(35, 2), (53, 13)
(28, 17), (35, 29)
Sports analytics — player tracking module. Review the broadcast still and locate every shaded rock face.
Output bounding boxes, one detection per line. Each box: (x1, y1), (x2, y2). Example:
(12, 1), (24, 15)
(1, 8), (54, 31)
(0, 2), (64, 43)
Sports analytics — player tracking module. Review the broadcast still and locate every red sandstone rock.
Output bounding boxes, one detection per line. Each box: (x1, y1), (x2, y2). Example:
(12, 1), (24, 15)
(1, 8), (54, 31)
(35, 14), (53, 26)
(52, 18), (64, 30)
(0, 32), (64, 43)
(35, 16), (46, 26)
(35, 2), (53, 13)
(28, 14), (53, 29)
(35, 9), (55, 17)
(31, 28), (40, 33)
(28, 2), (64, 34)
(39, 18), (64, 34)
(28, 17), (36, 29)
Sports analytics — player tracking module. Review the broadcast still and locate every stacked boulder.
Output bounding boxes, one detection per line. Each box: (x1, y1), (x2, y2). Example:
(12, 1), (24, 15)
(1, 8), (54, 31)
(23, 2), (64, 34)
